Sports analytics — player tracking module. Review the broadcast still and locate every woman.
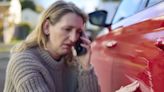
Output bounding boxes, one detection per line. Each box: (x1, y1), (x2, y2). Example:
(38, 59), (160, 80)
(3, 1), (139, 92)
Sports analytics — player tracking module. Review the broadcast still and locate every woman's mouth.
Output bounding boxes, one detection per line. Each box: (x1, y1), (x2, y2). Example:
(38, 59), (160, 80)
(62, 44), (72, 49)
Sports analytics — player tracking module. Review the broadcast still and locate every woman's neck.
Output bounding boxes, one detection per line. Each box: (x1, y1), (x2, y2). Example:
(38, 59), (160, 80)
(45, 44), (61, 61)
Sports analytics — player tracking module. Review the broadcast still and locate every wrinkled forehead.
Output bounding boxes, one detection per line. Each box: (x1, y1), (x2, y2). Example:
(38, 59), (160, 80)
(56, 13), (85, 30)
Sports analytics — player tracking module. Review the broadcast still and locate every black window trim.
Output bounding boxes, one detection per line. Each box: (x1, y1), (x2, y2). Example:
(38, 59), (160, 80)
(146, 0), (164, 7)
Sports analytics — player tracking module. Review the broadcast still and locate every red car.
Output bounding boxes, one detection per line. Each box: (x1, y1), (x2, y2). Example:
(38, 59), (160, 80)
(89, 0), (164, 92)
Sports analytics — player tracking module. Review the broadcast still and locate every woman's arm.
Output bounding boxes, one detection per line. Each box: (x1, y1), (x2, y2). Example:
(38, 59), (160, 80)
(77, 65), (100, 92)
(17, 73), (50, 92)
(75, 32), (100, 92)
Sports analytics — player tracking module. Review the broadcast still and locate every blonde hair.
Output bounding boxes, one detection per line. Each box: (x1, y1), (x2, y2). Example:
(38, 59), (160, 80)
(11, 1), (87, 54)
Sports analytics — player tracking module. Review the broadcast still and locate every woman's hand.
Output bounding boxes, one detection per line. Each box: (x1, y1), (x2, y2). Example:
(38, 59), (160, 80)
(77, 35), (92, 70)
(116, 81), (139, 92)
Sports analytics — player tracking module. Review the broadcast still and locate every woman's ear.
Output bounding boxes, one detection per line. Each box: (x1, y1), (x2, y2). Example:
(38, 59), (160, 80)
(43, 20), (50, 35)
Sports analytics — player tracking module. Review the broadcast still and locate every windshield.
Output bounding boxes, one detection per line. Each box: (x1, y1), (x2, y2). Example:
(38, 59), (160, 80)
(112, 0), (146, 24)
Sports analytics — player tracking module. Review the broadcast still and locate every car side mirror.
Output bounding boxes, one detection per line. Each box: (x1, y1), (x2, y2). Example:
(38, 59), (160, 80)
(89, 10), (110, 27)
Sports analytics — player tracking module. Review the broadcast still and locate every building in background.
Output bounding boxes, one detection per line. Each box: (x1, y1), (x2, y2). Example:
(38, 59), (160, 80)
(1, 0), (43, 44)
(2, 0), (21, 44)
(22, 8), (39, 28)
(0, 2), (10, 42)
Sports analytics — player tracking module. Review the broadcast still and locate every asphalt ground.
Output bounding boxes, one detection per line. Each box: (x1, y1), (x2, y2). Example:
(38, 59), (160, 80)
(0, 55), (9, 92)
(0, 43), (12, 92)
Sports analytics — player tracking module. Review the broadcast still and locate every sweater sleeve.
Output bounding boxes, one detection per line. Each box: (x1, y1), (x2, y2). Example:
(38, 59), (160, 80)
(17, 73), (50, 92)
(77, 65), (101, 92)
(8, 53), (52, 92)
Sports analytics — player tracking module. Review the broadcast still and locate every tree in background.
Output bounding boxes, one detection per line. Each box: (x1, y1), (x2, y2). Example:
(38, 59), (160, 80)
(20, 0), (36, 11)
(20, 0), (43, 13)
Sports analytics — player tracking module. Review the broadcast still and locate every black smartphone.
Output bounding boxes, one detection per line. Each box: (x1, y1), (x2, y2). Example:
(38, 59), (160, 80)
(74, 32), (87, 56)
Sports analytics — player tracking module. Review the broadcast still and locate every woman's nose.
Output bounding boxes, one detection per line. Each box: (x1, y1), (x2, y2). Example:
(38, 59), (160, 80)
(69, 32), (78, 43)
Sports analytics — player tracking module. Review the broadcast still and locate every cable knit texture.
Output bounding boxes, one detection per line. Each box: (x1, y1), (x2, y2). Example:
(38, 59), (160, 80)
(3, 47), (100, 92)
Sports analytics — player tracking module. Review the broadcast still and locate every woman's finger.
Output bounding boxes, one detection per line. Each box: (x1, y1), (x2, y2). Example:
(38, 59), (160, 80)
(116, 81), (139, 92)
(125, 81), (139, 92)
(80, 43), (91, 50)
(80, 36), (91, 45)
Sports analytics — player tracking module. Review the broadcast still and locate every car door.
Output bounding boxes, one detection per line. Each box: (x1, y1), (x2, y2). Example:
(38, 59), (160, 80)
(91, 0), (164, 92)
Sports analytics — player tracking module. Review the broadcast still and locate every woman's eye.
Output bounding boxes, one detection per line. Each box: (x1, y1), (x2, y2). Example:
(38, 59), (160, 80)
(65, 28), (71, 32)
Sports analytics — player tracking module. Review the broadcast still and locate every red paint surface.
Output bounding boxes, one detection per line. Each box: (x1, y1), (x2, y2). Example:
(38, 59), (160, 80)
(91, 2), (164, 92)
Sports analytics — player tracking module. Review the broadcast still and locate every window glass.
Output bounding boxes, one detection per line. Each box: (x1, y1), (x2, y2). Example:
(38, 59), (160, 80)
(147, 0), (164, 7)
(112, 0), (144, 24)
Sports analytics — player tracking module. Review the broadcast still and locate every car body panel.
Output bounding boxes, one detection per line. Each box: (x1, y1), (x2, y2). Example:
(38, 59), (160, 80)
(91, 1), (164, 92)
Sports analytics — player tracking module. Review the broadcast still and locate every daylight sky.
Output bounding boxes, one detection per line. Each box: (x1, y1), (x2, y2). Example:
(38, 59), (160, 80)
(35, 0), (100, 13)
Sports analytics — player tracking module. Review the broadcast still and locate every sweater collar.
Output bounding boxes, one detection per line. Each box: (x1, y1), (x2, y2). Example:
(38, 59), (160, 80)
(37, 47), (65, 71)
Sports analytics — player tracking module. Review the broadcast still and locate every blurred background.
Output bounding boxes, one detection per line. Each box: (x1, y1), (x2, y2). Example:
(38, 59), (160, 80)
(0, 0), (121, 91)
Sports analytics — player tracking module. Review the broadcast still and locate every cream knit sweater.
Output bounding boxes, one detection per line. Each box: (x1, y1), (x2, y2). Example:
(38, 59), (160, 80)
(3, 47), (100, 92)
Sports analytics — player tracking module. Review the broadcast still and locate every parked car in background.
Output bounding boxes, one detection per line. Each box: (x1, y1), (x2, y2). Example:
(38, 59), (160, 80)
(89, 0), (164, 92)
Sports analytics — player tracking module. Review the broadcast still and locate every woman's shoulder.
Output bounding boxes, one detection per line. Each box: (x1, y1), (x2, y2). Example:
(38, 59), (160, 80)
(10, 47), (39, 60)
(8, 47), (44, 70)
(6, 48), (52, 87)
(7, 47), (48, 78)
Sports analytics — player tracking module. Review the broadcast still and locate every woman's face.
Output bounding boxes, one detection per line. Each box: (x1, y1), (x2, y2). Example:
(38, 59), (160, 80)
(44, 13), (84, 57)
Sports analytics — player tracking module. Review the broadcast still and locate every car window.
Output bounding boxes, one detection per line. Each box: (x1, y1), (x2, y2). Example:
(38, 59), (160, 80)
(147, 0), (164, 7)
(112, 0), (147, 24)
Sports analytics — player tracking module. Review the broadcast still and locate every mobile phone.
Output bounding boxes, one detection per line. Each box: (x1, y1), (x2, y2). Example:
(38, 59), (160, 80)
(74, 32), (87, 56)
